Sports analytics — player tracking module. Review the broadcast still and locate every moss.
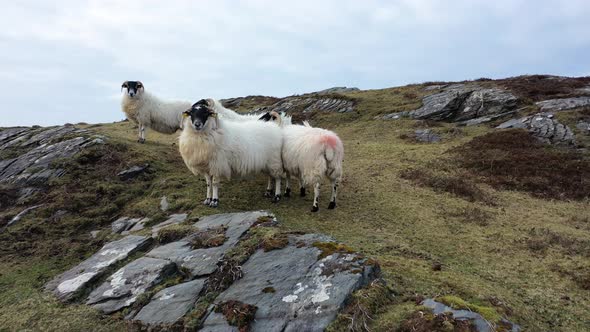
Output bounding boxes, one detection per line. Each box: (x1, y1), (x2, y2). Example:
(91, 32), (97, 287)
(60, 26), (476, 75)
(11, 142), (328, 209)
(261, 287), (276, 294)
(327, 280), (394, 332)
(156, 224), (194, 244)
(214, 300), (257, 332)
(397, 310), (477, 332)
(313, 241), (355, 259)
(436, 296), (502, 323)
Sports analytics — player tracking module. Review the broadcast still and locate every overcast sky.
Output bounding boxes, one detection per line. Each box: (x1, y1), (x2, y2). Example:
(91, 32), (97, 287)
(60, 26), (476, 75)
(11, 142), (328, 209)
(1, 1), (589, 126)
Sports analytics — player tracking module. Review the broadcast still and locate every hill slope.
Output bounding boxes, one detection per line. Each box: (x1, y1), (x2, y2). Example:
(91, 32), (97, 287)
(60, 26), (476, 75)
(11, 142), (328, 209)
(1, 75), (589, 331)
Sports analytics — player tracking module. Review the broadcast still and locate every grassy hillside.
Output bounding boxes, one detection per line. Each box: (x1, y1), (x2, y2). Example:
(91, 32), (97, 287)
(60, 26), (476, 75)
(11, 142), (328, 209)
(1, 78), (589, 331)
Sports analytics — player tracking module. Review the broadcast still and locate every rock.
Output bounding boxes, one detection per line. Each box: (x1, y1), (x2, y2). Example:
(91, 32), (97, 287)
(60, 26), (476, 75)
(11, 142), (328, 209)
(413, 129), (441, 143)
(260, 96), (355, 116)
(160, 196), (169, 212)
(421, 299), (520, 332)
(536, 97), (590, 112)
(132, 279), (206, 325)
(90, 230), (100, 238)
(112, 217), (147, 234)
(201, 234), (378, 332)
(151, 213), (188, 237)
(4, 204), (43, 229)
(45, 235), (152, 301)
(410, 84), (476, 121)
(87, 256), (176, 314)
(316, 87), (360, 94)
(378, 111), (410, 120)
(424, 84), (448, 91)
(148, 211), (263, 277)
(576, 121), (590, 134)
(454, 88), (519, 122)
(117, 164), (149, 180)
(124, 218), (150, 234)
(403, 85), (519, 122)
(49, 211), (380, 330)
(497, 113), (576, 146)
(457, 110), (517, 126)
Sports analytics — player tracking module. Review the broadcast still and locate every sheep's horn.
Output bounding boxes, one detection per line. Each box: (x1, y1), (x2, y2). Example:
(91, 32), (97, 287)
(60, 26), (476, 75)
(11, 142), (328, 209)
(269, 111), (282, 126)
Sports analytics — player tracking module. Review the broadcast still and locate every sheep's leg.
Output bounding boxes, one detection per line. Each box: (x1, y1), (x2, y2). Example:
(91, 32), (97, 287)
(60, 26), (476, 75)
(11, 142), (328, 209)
(203, 175), (212, 205)
(264, 177), (273, 198)
(311, 182), (320, 212)
(272, 177), (281, 203)
(299, 176), (306, 197)
(138, 125), (146, 143)
(210, 176), (219, 207)
(328, 178), (339, 209)
(284, 173), (291, 197)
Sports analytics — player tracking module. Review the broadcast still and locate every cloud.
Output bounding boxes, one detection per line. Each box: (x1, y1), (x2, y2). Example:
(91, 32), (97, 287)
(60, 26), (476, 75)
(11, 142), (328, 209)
(0, 0), (589, 126)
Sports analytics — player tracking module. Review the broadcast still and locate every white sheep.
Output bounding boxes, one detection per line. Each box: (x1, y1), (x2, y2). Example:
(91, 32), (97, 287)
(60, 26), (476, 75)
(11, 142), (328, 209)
(204, 99), (292, 196)
(262, 113), (344, 212)
(121, 81), (192, 143)
(178, 99), (284, 207)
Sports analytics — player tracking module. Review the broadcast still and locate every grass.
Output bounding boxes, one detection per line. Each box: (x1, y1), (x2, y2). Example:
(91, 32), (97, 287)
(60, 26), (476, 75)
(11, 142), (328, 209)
(1, 78), (590, 331)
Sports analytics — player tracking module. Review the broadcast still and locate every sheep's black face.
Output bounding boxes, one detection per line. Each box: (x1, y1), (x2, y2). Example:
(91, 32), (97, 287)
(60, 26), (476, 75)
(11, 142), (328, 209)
(258, 112), (278, 122)
(185, 101), (213, 131)
(121, 81), (144, 98)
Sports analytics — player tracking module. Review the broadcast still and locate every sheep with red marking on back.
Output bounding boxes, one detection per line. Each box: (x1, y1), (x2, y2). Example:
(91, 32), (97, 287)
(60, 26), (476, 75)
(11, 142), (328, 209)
(261, 112), (344, 212)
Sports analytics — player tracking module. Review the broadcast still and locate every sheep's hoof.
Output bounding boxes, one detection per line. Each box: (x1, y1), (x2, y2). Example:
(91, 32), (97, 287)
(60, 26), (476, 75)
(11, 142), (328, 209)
(284, 188), (291, 198)
(203, 198), (211, 205)
(209, 199), (219, 208)
(263, 190), (273, 198)
(300, 188), (306, 197)
(328, 201), (336, 209)
(311, 205), (319, 212)
(137, 138), (146, 144)
(272, 195), (281, 203)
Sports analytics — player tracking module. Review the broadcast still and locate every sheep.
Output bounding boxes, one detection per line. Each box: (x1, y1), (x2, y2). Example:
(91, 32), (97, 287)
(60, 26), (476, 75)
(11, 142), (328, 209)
(121, 81), (192, 143)
(261, 112), (344, 212)
(200, 99), (292, 197)
(178, 99), (284, 207)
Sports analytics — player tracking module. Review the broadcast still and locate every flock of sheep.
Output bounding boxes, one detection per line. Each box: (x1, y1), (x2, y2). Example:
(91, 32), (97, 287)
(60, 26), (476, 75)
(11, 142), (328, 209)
(120, 81), (344, 212)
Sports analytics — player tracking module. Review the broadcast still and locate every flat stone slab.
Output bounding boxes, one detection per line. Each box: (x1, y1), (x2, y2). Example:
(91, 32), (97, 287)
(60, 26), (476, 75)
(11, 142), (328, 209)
(45, 235), (152, 301)
(87, 256), (176, 314)
(201, 234), (378, 332)
(148, 211), (266, 277)
(112, 217), (146, 234)
(151, 213), (188, 237)
(536, 96), (590, 112)
(133, 279), (206, 325)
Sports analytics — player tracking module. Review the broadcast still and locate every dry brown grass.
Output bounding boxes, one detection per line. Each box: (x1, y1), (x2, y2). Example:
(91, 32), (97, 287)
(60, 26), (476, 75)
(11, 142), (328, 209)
(454, 129), (590, 200)
(496, 75), (590, 102)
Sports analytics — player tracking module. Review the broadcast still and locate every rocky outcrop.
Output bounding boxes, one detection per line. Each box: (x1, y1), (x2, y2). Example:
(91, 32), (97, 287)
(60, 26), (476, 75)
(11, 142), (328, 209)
(497, 113), (576, 146)
(536, 96), (590, 112)
(117, 164), (149, 180)
(259, 96), (355, 115)
(45, 235), (152, 301)
(316, 87), (360, 94)
(46, 211), (379, 330)
(380, 85), (519, 123)
(0, 125), (104, 203)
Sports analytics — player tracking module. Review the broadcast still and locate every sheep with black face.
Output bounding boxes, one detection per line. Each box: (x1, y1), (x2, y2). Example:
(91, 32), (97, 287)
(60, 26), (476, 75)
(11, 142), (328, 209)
(120, 80), (191, 143)
(178, 100), (284, 207)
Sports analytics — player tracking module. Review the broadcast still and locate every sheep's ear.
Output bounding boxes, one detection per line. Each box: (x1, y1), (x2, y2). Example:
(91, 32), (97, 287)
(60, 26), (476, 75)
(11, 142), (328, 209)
(182, 111), (191, 118)
(121, 81), (128, 92)
(258, 112), (272, 121)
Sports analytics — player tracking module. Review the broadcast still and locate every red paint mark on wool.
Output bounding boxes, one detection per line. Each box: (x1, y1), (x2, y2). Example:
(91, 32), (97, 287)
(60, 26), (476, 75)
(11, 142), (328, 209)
(321, 134), (340, 149)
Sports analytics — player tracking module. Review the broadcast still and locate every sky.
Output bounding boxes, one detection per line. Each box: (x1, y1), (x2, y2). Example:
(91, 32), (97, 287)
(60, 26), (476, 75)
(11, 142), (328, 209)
(1, 1), (589, 126)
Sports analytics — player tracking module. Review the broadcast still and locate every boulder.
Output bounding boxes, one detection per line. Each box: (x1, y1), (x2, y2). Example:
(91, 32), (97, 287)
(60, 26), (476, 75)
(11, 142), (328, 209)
(45, 235), (152, 301)
(497, 113), (576, 146)
(413, 129), (442, 143)
(536, 97), (590, 112)
(410, 84), (477, 121)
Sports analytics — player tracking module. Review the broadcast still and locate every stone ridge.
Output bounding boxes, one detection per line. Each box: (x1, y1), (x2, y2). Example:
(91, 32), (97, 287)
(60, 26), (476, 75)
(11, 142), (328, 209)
(45, 211), (380, 330)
